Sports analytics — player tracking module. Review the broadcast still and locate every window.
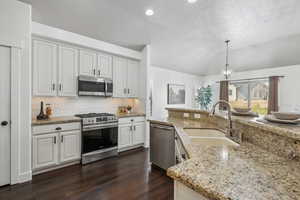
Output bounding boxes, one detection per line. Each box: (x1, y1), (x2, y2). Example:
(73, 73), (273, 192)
(229, 79), (269, 115)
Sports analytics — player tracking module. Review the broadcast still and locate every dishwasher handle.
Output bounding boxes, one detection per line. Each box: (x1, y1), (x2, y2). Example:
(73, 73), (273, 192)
(150, 124), (174, 131)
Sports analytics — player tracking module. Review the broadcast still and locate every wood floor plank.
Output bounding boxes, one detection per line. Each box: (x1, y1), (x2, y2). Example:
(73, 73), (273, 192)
(0, 148), (173, 200)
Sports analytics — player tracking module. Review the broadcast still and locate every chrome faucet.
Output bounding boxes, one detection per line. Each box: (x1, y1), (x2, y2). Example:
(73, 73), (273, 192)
(209, 100), (233, 137)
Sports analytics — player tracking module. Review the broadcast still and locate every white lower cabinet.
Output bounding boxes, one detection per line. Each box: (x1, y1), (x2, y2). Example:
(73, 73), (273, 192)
(132, 122), (145, 145)
(118, 124), (133, 149)
(32, 122), (81, 174)
(118, 117), (145, 151)
(32, 133), (59, 169)
(60, 130), (81, 163)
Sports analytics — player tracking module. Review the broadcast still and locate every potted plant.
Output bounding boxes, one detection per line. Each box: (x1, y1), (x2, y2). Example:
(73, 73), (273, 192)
(195, 85), (212, 110)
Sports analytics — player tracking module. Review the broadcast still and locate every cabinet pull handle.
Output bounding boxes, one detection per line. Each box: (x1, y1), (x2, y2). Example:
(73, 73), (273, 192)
(134, 126), (136, 131)
(93, 69), (96, 75)
(52, 84), (55, 91)
(61, 135), (64, 143)
(128, 88), (130, 94)
(54, 136), (56, 144)
(55, 127), (62, 131)
(124, 88), (127, 94)
(59, 84), (62, 91)
(130, 126), (132, 131)
(98, 70), (101, 76)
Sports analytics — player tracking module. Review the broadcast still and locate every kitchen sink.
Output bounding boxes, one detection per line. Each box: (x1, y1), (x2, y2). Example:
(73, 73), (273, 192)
(183, 128), (225, 137)
(183, 128), (239, 147)
(190, 137), (239, 147)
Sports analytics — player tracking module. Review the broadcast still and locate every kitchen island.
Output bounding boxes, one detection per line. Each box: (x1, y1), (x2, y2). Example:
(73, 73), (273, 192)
(149, 108), (300, 200)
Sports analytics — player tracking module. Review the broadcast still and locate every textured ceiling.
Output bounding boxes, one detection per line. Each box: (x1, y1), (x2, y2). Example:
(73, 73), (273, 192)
(20, 0), (300, 75)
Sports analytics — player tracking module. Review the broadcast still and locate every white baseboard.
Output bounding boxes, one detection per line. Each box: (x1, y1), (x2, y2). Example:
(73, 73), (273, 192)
(15, 171), (32, 184)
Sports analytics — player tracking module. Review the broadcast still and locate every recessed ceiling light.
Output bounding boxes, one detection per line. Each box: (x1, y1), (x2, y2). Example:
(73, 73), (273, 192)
(145, 9), (154, 16)
(187, 0), (198, 3)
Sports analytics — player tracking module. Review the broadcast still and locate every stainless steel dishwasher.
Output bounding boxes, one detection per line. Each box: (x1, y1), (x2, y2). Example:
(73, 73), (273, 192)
(150, 123), (175, 170)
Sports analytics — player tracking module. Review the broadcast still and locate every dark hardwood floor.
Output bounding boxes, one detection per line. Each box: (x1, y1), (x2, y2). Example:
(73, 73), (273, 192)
(0, 148), (173, 200)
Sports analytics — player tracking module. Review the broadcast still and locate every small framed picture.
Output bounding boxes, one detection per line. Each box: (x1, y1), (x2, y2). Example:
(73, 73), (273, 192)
(167, 84), (185, 104)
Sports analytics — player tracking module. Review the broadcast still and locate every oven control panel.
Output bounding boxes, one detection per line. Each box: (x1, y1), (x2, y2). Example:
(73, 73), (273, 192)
(82, 116), (117, 125)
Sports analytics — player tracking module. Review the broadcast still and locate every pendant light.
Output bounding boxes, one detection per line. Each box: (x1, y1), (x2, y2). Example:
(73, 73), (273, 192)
(223, 40), (232, 80)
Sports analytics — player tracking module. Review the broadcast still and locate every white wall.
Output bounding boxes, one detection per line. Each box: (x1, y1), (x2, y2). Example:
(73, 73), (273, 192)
(203, 65), (300, 112)
(0, 0), (31, 183)
(32, 97), (143, 118)
(149, 66), (203, 118)
(32, 22), (142, 60)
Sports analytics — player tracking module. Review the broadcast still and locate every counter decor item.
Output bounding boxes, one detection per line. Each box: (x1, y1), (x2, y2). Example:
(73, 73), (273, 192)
(45, 104), (52, 118)
(118, 106), (127, 114)
(233, 107), (251, 113)
(232, 110), (259, 117)
(272, 112), (300, 120)
(36, 101), (48, 120)
(195, 85), (212, 110)
(126, 105), (132, 113)
(264, 114), (300, 124)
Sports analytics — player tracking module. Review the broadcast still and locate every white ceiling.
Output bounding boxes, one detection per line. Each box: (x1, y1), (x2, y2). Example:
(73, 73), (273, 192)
(20, 0), (300, 75)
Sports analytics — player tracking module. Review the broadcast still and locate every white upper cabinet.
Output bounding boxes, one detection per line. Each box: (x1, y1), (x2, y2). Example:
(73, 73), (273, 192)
(113, 56), (128, 97)
(33, 39), (141, 98)
(97, 53), (113, 78)
(113, 56), (140, 98)
(58, 46), (78, 97)
(79, 50), (97, 76)
(33, 40), (57, 96)
(127, 60), (140, 98)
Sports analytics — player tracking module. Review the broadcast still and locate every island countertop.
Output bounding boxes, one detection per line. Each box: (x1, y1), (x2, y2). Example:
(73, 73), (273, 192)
(149, 117), (300, 200)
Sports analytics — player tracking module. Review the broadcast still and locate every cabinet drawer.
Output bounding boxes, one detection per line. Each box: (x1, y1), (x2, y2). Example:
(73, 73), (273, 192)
(32, 122), (81, 135)
(118, 116), (145, 124)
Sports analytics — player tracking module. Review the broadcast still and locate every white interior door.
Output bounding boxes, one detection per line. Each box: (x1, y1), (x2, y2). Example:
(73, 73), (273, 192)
(0, 45), (11, 186)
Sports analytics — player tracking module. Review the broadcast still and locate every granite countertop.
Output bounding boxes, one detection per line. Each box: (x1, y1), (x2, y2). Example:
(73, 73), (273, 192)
(32, 116), (81, 126)
(149, 118), (300, 200)
(116, 113), (146, 118)
(166, 107), (300, 140)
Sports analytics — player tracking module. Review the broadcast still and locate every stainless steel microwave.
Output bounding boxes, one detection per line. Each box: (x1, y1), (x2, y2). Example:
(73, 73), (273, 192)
(78, 75), (113, 97)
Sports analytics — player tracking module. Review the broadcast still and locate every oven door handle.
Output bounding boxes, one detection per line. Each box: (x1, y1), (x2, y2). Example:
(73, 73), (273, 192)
(83, 123), (118, 131)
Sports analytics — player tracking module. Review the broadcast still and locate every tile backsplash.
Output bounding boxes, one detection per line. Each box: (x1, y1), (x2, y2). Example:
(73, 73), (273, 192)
(32, 97), (144, 118)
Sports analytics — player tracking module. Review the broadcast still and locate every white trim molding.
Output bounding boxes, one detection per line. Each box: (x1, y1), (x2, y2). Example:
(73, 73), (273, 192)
(32, 22), (142, 60)
(0, 40), (24, 49)
(10, 47), (22, 184)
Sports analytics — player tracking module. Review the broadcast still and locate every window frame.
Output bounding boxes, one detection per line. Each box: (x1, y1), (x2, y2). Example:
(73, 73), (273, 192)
(229, 78), (269, 113)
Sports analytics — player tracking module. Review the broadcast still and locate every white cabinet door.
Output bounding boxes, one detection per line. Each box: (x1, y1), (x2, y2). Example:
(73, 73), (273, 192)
(132, 122), (145, 145)
(33, 40), (57, 96)
(118, 124), (132, 149)
(60, 130), (81, 163)
(97, 53), (112, 78)
(127, 60), (140, 98)
(58, 46), (78, 97)
(32, 133), (59, 170)
(79, 50), (97, 76)
(113, 56), (128, 97)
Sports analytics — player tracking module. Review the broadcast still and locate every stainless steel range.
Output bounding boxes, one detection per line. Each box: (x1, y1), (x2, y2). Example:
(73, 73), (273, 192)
(75, 113), (118, 164)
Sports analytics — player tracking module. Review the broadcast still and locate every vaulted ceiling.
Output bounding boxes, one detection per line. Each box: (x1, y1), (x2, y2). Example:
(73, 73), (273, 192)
(20, 0), (300, 75)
